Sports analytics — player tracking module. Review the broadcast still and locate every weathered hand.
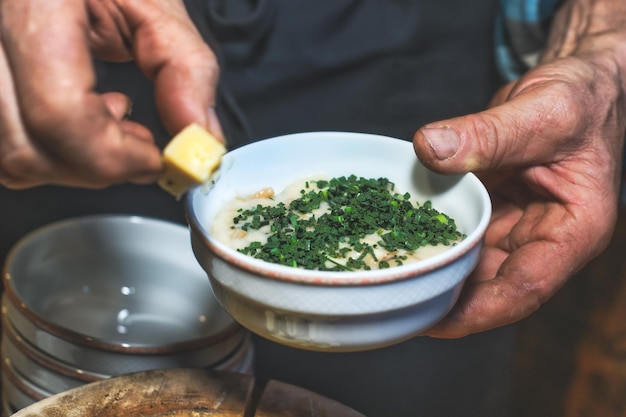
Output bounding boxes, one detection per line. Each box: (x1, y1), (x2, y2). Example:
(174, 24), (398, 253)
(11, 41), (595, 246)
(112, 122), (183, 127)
(413, 0), (626, 338)
(0, 0), (221, 189)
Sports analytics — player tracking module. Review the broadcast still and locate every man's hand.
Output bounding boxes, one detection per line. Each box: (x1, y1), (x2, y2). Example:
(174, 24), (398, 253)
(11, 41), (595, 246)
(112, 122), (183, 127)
(0, 0), (221, 189)
(413, 0), (626, 338)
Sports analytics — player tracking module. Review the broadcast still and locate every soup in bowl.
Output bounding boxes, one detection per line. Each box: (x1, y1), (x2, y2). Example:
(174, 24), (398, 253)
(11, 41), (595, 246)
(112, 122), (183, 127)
(186, 131), (491, 351)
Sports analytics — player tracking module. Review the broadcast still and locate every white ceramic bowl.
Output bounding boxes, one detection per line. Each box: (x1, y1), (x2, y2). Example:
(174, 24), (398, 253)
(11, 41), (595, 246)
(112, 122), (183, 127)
(2, 215), (246, 374)
(1, 312), (106, 394)
(211, 332), (255, 374)
(2, 310), (253, 400)
(2, 352), (51, 410)
(2, 397), (16, 417)
(186, 131), (491, 351)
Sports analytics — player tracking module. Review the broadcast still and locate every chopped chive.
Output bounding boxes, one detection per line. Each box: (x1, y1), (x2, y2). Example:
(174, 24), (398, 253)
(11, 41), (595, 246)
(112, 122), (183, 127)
(234, 175), (465, 271)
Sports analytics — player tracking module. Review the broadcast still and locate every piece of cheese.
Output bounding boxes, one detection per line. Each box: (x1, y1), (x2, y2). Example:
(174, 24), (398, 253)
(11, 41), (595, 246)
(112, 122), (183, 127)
(158, 123), (226, 199)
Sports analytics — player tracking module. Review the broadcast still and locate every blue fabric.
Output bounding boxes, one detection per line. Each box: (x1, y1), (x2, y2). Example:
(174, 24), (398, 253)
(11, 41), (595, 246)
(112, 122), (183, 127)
(496, 0), (564, 80)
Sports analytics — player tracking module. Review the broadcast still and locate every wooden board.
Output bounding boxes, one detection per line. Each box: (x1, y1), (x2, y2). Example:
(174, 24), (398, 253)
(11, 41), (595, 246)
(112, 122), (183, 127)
(9, 369), (365, 417)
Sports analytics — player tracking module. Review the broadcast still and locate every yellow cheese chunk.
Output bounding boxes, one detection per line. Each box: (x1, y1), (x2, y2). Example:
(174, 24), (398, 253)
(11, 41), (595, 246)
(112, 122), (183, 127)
(158, 123), (226, 199)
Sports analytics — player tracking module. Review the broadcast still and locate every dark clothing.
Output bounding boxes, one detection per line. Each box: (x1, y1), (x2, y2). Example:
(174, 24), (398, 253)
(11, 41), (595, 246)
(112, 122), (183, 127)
(203, 0), (503, 145)
(0, 1), (515, 416)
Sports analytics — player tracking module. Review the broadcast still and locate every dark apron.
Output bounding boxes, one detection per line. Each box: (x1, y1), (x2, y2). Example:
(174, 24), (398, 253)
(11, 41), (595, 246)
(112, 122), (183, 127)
(0, 2), (514, 416)
(195, 0), (503, 146)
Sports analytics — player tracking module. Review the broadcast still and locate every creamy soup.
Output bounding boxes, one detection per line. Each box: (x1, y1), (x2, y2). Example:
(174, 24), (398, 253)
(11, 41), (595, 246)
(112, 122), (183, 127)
(212, 175), (463, 271)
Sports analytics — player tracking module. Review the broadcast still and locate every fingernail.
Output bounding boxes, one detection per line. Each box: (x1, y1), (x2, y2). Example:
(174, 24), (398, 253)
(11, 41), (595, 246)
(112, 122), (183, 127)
(123, 98), (133, 120)
(422, 127), (460, 160)
(207, 107), (226, 144)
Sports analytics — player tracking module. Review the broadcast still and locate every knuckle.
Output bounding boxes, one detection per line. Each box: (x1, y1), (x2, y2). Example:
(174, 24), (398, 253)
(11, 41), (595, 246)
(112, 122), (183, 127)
(22, 93), (86, 138)
(173, 46), (220, 82)
(0, 116), (139, 187)
(543, 81), (585, 130)
(0, 143), (38, 185)
(465, 112), (509, 168)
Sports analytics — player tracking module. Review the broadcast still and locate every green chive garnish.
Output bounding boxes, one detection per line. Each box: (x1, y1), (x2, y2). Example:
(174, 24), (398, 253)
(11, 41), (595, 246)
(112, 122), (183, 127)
(233, 175), (464, 271)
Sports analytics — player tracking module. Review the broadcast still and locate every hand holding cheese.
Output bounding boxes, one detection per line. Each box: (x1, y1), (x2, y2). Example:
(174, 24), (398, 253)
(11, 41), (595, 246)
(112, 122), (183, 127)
(0, 0), (220, 189)
(158, 123), (227, 199)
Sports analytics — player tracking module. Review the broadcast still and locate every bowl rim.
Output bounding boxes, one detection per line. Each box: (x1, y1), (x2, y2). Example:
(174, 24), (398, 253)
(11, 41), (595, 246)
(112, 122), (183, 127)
(186, 131), (492, 286)
(2, 350), (52, 403)
(1, 214), (243, 353)
(1, 310), (108, 383)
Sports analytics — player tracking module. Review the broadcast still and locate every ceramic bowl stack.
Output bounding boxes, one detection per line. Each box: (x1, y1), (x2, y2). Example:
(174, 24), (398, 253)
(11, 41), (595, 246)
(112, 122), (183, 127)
(0, 215), (254, 414)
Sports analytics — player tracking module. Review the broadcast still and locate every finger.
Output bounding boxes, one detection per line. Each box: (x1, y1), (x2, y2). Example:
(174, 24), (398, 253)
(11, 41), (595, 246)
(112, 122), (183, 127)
(424, 192), (610, 339)
(0, 26), (52, 189)
(423, 239), (576, 338)
(0, 36), (25, 157)
(488, 81), (516, 108)
(101, 92), (133, 121)
(413, 80), (584, 174)
(85, 0), (134, 62)
(1, 0), (163, 187)
(116, 0), (224, 142)
(465, 246), (509, 283)
(101, 93), (156, 146)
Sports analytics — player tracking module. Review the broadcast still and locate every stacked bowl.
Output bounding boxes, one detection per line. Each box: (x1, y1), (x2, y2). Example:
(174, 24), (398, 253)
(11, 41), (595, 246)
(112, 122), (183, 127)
(1, 215), (253, 414)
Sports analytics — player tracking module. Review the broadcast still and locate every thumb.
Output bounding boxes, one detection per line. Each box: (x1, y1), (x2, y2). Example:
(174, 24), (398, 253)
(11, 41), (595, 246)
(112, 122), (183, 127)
(412, 90), (577, 174)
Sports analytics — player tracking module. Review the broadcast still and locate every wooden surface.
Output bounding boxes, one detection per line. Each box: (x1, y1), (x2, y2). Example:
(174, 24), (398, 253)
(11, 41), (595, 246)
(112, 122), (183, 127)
(11, 369), (253, 417)
(9, 369), (364, 417)
(512, 206), (626, 417)
(255, 380), (365, 417)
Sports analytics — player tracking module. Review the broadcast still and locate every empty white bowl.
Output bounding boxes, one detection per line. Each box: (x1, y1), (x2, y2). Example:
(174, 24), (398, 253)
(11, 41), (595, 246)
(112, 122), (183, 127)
(186, 131), (491, 351)
(2, 215), (247, 375)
